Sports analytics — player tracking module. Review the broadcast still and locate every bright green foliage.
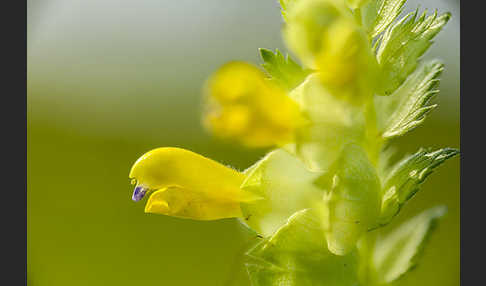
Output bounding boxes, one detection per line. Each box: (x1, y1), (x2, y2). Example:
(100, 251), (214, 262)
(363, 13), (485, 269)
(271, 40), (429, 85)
(377, 148), (459, 226)
(210, 1), (455, 284)
(259, 48), (311, 91)
(375, 60), (444, 139)
(362, 0), (407, 38)
(369, 206), (447, 284)
(376, 10), (450, 95)
(246, 209), (360, 286)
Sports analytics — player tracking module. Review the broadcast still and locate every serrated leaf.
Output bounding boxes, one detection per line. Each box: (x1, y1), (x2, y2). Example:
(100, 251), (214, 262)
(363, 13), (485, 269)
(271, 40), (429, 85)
(259, 48), (311, 91)
(375, 60), (444, 139)
(362, 0), (407, 38)
(376, 9), (450, 95)
(371, 206), (447, 284)
(245, 209), (360, 286)
(377, 148), (459, 226)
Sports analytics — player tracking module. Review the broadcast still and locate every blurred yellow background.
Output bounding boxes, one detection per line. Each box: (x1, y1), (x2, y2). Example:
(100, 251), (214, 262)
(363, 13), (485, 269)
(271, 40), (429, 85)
(27, 1), (460, 285)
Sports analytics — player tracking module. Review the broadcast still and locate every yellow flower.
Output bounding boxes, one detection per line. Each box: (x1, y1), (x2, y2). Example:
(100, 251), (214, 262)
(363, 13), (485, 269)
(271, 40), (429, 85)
(202, 61), (302, 148)
(129, 147), (259, 220)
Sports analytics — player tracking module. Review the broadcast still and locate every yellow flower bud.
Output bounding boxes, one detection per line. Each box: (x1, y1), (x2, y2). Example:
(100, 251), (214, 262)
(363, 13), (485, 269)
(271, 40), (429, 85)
(283, 0), (350, 69)
(283, 0), (377, 89)
(129, 147), (259, 220)
(314, 19), (370, 86)
(203, 61), (302, 148)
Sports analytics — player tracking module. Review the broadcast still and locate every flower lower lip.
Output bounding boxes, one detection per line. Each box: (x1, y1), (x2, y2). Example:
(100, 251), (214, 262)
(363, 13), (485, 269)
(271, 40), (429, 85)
(132, 186), (149, 202)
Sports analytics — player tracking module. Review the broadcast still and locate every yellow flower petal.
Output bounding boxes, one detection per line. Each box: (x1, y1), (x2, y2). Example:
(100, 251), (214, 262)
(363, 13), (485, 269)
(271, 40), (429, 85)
(144, 187), (242, 220)
(314, 19), (368, 86)
(145, 198), (170, 214)
(203, 61), (302, 148)
(283, 0), (378, 91)
(129, 147), (258, 220)
(283, 0), (347, 69)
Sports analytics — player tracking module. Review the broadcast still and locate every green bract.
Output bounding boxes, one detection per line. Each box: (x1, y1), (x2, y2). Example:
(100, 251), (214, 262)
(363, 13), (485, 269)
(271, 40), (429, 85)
(375, 10), (451, 95)
(375, 60), (444, 138)
(376, 148), (459, 227)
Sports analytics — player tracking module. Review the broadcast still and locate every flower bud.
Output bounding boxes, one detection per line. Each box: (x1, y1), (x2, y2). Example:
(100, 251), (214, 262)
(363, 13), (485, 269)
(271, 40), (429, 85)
(283, 0), (377, 89)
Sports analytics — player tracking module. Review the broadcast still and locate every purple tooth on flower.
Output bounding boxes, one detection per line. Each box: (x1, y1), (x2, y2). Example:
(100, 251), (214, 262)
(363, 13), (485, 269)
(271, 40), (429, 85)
(132, 186), (148, 202)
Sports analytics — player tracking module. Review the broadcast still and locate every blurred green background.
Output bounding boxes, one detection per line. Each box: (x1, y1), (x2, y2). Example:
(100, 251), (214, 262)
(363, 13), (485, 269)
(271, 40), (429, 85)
(27, 1), (460, 285)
